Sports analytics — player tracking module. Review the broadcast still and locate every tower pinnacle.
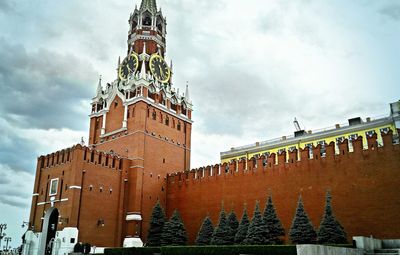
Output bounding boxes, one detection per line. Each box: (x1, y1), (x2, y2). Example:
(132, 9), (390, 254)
(96, 75), (102, 96)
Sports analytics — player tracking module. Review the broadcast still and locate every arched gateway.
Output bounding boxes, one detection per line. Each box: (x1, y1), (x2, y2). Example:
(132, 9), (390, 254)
(38, 207), (59, 255)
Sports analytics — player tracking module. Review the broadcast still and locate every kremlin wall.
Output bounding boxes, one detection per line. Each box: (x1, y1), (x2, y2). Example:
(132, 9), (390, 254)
(166, 131), (400, 243)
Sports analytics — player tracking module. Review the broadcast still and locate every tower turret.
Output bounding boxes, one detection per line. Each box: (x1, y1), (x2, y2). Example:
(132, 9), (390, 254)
(128, 0), (166, 57)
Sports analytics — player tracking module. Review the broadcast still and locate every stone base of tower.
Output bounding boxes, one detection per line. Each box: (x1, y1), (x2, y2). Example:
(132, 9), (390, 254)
(123, 237), (144, 248)
(22, 228), (79, 255)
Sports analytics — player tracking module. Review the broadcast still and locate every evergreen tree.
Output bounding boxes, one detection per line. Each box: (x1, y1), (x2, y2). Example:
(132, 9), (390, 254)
(211, 206), (233, 245)
(243, 201), (270, 245)
(161, 210), (188, 246)
(227, 210), (239, 243)
(263, 195), (285, 244)
(147, 201), (166, 246)
(317, 191), (347, 244)
(195, 216), (214, 245)
(234, 207), (250, 244)
(289, 196), (317, 244)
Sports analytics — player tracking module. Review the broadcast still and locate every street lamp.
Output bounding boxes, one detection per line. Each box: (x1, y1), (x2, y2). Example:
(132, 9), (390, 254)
(0, 224), (7, 249)
(4, 236), (11, 251)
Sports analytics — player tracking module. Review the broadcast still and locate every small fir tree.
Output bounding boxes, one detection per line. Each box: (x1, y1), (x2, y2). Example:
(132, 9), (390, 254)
(264, 195), (285, 244)
(195, 216), (214, 245)
(211, 206), (233, 245)
(289, 196), (317, 244)
(234, 206), (250, 244)
(227, 210), (239, 243)
(147, 201), (166, 246)
(317, 191), (347, 244)
(243, 201), (270, 245)
(161, 210), (188, 246)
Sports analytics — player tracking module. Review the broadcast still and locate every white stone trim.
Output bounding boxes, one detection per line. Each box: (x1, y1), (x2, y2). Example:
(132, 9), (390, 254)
(126, 214), (142, 221)
(37, 198), (69, 206)
(32, 193), (39, 197)
(100, 127), (128, 138)
(69, 186), (82, 190)
(130, 165), (145, 169)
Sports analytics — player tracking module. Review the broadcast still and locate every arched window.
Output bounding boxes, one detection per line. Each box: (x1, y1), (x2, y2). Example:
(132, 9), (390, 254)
(181, 103), (187, 116)
(142, 12), (152, 26)
(148, 85), (156, 101)
(160, 93), (166, 106)
(165, 116), (169, 126)
(170, 97), (177, 111)
(131, 16), (138, 30)
(152, 110), (156, 120)
(156, 17), (163, 32)
(177, 122), (181, 131)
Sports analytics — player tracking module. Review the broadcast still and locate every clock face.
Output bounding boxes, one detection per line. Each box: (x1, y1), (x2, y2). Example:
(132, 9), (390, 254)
(149, 54), (171, 83)
(119, 53), (139, 81)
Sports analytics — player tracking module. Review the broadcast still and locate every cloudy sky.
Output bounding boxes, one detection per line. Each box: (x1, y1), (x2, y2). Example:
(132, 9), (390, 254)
(0, 0), (399, 247)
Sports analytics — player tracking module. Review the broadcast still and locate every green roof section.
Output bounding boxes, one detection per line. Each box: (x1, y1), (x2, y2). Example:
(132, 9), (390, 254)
(140, 0), (158, 13)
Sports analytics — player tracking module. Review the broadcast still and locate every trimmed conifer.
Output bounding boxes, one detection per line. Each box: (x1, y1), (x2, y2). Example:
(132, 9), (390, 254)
(263, 195), (285, 244)
(211, 206), (233, 245)
(317, 191), (347, 244)
(195, 216), (214, 245)
(147, 201), (166, 247)
(234, 207), (250, 244)
(243, 201), (270, 245)
(289, 196), (317, 244)
(227, 210), (239, 243)
(161, 209), (188, 246)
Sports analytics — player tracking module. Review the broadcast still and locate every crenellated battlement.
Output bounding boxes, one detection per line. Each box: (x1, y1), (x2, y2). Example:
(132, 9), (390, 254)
(166, 129), (400, 243)
(167, 130), (399, 184)
(38, 144), (127, 171)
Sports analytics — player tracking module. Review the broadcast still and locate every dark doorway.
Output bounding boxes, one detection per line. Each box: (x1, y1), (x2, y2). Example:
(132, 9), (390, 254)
(38, 207), (59, 255)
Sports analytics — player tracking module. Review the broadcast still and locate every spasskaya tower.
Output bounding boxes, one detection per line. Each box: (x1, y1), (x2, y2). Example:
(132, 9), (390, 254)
(88, 0), (193, 244)
(26, 0), (193, 251)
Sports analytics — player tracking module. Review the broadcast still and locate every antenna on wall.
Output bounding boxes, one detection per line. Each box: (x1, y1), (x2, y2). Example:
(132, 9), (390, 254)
(294, 118), (302, 131)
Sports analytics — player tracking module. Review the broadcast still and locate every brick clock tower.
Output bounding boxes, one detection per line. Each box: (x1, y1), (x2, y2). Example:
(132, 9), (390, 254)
(88, 0), (193, 244)
(26, 0), (193, 251)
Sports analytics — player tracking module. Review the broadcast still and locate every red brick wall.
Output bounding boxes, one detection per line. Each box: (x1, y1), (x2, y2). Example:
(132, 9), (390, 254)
(105, 97), (124, 133)
(166, 132), (400, 243)
(93, 98), (192, 242)
(29, 145), (132, 248)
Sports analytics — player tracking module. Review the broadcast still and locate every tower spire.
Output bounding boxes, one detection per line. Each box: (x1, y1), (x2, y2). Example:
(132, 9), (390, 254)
(140, 0), (157, 13)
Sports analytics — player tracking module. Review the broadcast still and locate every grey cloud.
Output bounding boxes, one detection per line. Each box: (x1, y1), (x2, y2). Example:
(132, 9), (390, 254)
(379, 4), (400, 21)
(190, 65), (287, 136)
(0, 38), (97, 130)
(0, 0), (15, 13)
(0, 118), (40, 173)
(0, 196), (29, 208)
(0, 176), (10, 185)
